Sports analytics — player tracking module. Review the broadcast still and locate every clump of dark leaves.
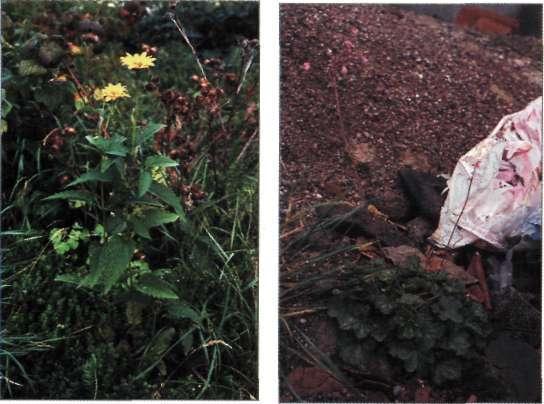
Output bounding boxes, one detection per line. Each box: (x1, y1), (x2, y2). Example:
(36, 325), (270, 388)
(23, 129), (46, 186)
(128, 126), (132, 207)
(328, 259), (490, 386)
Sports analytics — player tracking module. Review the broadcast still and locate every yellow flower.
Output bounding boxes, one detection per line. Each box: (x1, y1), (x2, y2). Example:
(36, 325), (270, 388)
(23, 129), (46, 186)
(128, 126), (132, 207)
(94, 83), (130, 102)
(67, 42), (83, 56)
(151, 166), (167, 185)
(120, 51), (156, 70)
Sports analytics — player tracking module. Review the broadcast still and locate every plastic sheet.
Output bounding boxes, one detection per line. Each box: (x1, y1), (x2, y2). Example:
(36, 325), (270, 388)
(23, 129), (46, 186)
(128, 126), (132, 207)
(431, 97), (542, 250)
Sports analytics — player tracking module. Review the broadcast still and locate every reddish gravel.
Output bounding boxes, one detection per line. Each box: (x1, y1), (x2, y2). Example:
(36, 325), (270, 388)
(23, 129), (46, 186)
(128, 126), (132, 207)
(280, 4), (542, 402)
(280, 4), (542, 218)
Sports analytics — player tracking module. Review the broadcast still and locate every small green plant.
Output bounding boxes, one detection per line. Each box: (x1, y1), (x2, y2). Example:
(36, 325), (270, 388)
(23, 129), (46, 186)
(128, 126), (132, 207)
(327, 260), (490, 385)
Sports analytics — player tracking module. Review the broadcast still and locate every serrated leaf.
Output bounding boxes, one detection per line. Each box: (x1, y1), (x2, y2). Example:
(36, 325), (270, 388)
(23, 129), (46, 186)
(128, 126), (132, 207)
(148, 182), (186, 221)
(82, 236), (135, 292)
(66, 170), (113, 187)
(145, 155), (178, 169)
(138, 171), (152, 197)
(42, 190), (95, 204)
(136, 273), (178, 300)
(130, 209), (179, 239)
(86, 134), (128, 156)
(79, 243), (102, 287)
(18, 59), (47, 76)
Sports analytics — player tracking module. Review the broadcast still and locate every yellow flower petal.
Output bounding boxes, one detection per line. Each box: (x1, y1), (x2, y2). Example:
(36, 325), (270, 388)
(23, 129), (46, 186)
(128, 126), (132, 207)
(120, 51), (156, 70)
(93, 83), (129, 102)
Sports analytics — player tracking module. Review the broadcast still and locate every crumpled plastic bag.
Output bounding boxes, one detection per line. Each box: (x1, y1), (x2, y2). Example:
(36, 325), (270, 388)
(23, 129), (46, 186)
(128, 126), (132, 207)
(431, 96), (542, 250)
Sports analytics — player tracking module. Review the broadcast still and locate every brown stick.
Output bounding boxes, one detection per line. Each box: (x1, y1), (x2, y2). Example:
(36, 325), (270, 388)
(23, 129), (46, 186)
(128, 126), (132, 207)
(281, 307), (326, 318)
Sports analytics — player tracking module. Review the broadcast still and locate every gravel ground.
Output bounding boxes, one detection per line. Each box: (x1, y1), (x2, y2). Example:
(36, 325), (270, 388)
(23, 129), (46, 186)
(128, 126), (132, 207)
(280, 4), (542, 220)
(280, 4), (542, 402)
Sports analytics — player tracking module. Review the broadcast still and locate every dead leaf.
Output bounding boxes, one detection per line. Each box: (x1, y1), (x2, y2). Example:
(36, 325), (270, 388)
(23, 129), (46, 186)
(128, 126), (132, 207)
(287, 367), (344, 396)
(467, 252), (492, 310)
(466, 394), (478, 403)
(399, 150), (431, 171)
(414, 384), (432, 403)
(347, 142), (376, 165)
(425, 255), (478, 285)
(383, 245), (426, 267)
(490, 84), (513, 104)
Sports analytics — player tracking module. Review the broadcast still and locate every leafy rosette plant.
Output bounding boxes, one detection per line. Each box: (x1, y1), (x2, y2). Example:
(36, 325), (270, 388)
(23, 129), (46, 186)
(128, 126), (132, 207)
(327, 260), (490, 386)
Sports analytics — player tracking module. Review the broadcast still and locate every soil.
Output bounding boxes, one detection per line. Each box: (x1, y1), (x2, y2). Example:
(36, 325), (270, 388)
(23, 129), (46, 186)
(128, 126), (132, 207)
(279, 4), (542, 402)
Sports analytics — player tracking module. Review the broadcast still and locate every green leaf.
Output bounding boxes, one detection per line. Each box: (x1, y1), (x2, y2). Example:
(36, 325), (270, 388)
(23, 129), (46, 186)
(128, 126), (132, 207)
(104, 216), (127, 235)
(100, 158), (117, 173)
(86, 134), (128, 156)
(66, 170), (113, 187)
(145, 155), (178, 169)
(181, 331), (194, 355)
(448, 332), (471, 355)
(404, 351), (418, 373)
(135, 122), (165, 146)
(398, 293), (423, 305)
(130, 209), (179, 239)
(136, 274), (179, 300)
(167, 302), (202, 324)
(399, 324), (416, 340)
(18, 59), (47, 76)
(138, 171), (152, 197)
(142, 327), (176, 365)
(371, 323), (389, 342)
(434, 296), (463, 323)
(148, 182), (186, 221)
(0, 119), (7, 134)
(34, 82), (74, 110)
(79, 243), (102, 288)
(42, 190), (95, 204)
(374, 294), (395, 315)
(355, 321), (371, 339)
(433, 359), (462, 385)
(388, 342), (413, 360)
(83, 236), (135, 292)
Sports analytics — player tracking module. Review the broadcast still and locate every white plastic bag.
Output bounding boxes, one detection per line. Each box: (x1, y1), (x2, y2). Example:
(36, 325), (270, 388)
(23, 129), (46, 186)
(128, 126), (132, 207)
(431, 97), (542, 250)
